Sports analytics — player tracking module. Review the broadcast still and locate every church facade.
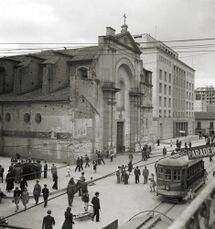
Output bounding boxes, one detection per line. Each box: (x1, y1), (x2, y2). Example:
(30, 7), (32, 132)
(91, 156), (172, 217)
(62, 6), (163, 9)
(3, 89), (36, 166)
(0, 24), (153, 162)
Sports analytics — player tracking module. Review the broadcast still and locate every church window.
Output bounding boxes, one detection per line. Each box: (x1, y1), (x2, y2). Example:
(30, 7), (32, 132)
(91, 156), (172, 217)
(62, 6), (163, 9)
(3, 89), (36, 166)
(5, 113), (11, 122)
(35, 113), (42, 124)
(77, 67), (89, 79)
(24, 113), (31, 123)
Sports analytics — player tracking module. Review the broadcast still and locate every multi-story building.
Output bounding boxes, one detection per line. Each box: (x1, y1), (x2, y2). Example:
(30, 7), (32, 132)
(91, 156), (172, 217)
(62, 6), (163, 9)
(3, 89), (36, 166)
(0, 24), (153, 161)
(195, 112), (215, 136)
(195, 86), (215, 104)
(135, 34), (195, 139)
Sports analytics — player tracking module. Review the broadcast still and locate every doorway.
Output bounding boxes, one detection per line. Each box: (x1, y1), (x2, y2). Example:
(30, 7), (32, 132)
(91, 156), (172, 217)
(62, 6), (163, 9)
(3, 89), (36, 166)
(117, 121), (124, 153)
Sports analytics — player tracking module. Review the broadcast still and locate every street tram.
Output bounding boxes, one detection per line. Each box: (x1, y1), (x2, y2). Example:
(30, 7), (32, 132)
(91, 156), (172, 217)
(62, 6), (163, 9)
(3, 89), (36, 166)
(155, 155), (206, 201)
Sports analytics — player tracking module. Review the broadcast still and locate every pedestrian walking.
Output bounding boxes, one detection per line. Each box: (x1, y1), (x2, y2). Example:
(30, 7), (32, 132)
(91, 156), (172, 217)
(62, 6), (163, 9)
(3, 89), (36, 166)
(6, 171), (14, 192)
(20, 178), (28, 192)
(61, 207), (74, 229)
(66, 163), (71, 177)
(91, 192), (100, 222)
(127, 161), (133, 175)
(80, 156), (84, 170)
(51, 164), (57, 180)
(123, 171), (129, 184)
(134, 166), (140, 184)
(110, 150), (114, 162)
(128, 153), (133, 162)
(84, 154), (90, 168)
(21, 188), (29, 210)
(100, 153), (105, 165)
(162, 146), (167, 157)
(13, 187), (22, 212)
(142, 145), (147, 161)
(149, 173), (156, 192)
(93, 160), (97, 173)
(157, 139), (160, 146)
(82, 191), (90, 211)
(42, 210), (55, 229)
(189, 141), (192, 148)
(143, 166), (149, 184)
(121, 165), (125, 182)
(42, 184), (49, 208)
(52, 173), (58, 190)
(67, 178), (77, 207)
(170, 140), (173, 147)
(33, 180), (41, 205)
(116, 167), (121, 184)
(0, 165), (4, 183)
(74, 157), (81, 172)
(44, 161), (48, 178)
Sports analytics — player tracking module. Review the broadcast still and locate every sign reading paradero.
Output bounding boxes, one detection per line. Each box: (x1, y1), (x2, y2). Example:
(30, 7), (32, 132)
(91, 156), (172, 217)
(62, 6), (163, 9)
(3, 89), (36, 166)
(186, 142), (215, 160)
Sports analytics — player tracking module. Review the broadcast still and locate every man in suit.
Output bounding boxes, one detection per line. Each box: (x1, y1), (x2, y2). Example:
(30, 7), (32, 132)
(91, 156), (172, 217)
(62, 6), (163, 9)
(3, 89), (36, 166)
(42, 210), (55, 229)
(91, 192), (100, 222)
(42, 184), (49, 208)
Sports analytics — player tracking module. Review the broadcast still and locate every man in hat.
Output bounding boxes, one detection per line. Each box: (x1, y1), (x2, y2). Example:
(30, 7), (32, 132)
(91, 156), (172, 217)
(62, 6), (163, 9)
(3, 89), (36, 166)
(33, 180), (41, 205)
(42, 210), (55, 229)
(91, 192), (100, 222)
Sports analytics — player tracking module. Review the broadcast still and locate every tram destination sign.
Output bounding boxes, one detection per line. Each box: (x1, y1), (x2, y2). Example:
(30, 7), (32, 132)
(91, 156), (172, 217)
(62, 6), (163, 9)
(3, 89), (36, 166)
(186, 142), (215, 160)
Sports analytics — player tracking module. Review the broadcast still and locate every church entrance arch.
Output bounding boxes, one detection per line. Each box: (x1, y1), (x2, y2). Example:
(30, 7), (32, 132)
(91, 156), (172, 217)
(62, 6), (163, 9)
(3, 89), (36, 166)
(116, 63), (134, 153)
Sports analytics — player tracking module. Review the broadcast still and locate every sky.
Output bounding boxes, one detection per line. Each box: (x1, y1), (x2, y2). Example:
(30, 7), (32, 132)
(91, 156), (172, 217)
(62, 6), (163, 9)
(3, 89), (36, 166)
(0, 0), (215, 88)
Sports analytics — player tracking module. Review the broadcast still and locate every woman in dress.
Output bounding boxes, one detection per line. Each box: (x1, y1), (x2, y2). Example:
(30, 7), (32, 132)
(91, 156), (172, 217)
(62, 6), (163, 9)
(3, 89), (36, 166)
(21, 188), (29, 210)
(62, 207), (74, 229)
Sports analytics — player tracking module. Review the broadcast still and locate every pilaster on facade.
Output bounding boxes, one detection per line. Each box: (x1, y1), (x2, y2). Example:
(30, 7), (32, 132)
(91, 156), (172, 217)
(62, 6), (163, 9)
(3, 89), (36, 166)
(102, 81), (120, 150)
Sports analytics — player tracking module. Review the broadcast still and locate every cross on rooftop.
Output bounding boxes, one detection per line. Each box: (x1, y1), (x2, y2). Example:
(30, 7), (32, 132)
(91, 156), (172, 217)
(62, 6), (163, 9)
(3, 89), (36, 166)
(123, 13), (127, 25)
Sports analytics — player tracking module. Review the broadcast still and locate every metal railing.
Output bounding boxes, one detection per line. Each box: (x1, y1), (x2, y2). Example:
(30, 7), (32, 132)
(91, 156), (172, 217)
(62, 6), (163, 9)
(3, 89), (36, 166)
(168, 179), (215, 229)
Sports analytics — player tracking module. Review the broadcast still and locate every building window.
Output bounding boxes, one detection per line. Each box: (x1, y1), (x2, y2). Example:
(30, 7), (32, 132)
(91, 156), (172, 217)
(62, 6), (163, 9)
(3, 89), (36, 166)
(159, 69), (162, 80)
(210, 122), (214, 129)
(169, 86), (171, 95)
(164, 97), (167, 107)
(5, 113), (11, 122)
(35, 113), (42, 124)
(164, 72), (167, 81)
(169, 73), (171, 83)
(164, 110), (167, 117)
(24, 113), (31, 123)
(159, 109), (162, 117)
(159, 83), (162, 93)
(159, 96), (162, 107)
(168, 98), (171, 107)
(169, 110), (171, 117)
(197, 121), (201, 129)
(164, 85), (167, 94)
(77, 67), (89, 79)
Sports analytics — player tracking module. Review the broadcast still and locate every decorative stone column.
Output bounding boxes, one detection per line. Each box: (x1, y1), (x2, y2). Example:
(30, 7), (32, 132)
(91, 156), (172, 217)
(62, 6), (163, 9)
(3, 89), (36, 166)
(129, 88), (143, 152)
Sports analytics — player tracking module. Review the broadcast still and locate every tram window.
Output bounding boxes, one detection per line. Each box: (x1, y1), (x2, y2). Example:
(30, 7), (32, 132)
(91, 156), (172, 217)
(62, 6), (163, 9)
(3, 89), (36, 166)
(158, 167), (164, 178)
(165, 169), (171, 180)
(173, 170), (180, 180)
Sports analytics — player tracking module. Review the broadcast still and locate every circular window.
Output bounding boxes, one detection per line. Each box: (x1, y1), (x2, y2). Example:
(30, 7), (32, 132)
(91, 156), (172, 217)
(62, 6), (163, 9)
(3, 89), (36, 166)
(24, 113), (31, 123)
(5, 113), (11, 122)
(35, 113), (42, 124)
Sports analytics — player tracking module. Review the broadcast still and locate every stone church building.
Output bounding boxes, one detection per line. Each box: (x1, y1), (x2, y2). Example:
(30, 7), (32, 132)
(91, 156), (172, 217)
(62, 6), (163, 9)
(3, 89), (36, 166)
(0, 24), (153, 162)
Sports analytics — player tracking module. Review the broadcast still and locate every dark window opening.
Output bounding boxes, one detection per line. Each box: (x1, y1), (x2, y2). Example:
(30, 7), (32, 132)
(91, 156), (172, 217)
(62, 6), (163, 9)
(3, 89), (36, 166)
(5, 113), (11, 122)
(35, 113), (42, 124)
(24, 113), (31, 123)
(78, 67), (88, 79)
